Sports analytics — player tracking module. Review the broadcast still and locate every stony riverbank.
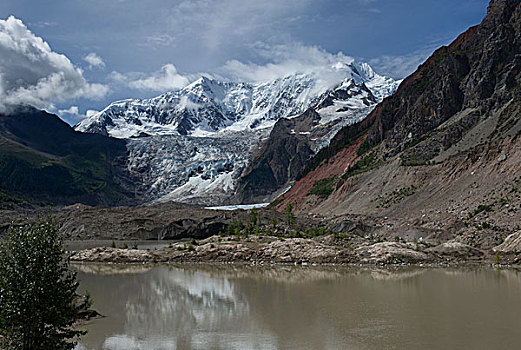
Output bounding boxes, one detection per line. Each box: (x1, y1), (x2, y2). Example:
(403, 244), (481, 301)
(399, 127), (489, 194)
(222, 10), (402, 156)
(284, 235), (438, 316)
(70, 233), (521, 265)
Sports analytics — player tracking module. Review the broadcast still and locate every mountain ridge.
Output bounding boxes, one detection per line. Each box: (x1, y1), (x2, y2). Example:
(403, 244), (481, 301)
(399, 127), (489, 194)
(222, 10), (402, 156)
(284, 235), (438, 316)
(76, 62), (397, 139)
(0, 106), (134, 207)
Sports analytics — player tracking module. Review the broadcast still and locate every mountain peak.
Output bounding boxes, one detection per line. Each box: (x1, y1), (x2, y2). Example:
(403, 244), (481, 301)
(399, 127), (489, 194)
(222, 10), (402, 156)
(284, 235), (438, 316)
(189, 75), (217, 87)
(76, 60), (397, 139)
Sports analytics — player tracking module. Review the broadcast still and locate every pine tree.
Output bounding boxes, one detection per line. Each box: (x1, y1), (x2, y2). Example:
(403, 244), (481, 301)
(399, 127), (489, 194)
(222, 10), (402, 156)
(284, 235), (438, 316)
(284, 203), (294, 227)
(0, 218), (89, 349)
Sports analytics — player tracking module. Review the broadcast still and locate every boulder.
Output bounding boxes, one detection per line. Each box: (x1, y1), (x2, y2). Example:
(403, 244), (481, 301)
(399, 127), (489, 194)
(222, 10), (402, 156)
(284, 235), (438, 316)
(493, 232), (521, 253)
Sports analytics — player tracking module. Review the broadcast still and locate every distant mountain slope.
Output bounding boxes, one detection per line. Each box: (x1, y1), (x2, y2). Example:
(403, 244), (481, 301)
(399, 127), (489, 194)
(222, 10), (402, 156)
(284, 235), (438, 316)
(274, 0), (521, 249)
(75, 61), (398, 205)
(0, 106), (134, 207)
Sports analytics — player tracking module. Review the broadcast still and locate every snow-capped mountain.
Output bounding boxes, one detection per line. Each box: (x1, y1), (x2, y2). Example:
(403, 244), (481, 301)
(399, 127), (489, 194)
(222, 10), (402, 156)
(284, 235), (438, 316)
(76, 61), (397, 138)
(75, 61), (399, 205)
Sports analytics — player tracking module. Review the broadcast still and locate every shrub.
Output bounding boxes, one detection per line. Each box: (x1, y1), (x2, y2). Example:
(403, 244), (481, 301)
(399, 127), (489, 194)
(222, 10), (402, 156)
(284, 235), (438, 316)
(226, 220), (245, 236)
(342, 151), (380, 179)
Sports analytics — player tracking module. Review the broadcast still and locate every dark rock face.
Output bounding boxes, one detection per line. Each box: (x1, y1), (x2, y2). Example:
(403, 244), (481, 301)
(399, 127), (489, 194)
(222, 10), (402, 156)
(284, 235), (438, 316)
(363, 0), (521, 160)
(316, 81), (377, 110)
(235, 109), (320, 203)
(0, 202), (328, 241)
(295, 0), (521, 175)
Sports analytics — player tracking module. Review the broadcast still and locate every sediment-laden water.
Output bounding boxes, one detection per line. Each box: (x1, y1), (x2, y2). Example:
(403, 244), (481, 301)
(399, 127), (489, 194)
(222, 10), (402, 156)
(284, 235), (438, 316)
(74, 264), (521, 350)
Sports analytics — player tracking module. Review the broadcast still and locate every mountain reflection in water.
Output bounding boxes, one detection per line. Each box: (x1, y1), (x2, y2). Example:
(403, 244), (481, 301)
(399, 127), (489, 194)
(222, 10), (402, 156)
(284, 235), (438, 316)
(75, 264), (521, 350)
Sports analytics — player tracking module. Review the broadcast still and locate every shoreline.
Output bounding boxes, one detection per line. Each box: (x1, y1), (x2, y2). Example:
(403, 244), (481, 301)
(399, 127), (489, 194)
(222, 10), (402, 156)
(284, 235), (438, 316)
(71, 260), (520, 270)
(69, 234), (520, 267)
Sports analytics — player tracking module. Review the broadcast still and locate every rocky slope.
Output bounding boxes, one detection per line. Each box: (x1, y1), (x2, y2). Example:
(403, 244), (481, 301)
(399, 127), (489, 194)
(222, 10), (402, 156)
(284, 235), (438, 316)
(235, 78), (378, 203)
(76, 62), (398, 205)
(274, 0), (521, 251)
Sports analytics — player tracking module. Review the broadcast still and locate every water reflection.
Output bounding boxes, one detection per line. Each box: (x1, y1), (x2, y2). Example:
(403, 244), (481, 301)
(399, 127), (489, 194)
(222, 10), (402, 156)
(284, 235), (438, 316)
(75, 265), (521, 350)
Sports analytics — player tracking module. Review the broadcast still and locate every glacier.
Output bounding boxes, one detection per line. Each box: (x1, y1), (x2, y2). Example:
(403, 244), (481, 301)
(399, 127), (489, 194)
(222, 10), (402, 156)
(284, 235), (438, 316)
(75, 61), (399, 205)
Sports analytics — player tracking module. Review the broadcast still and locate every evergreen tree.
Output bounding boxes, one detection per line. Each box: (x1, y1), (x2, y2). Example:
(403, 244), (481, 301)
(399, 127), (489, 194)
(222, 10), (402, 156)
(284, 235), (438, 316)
(284, 203), (294, 227)
(0, 218), (89, 349)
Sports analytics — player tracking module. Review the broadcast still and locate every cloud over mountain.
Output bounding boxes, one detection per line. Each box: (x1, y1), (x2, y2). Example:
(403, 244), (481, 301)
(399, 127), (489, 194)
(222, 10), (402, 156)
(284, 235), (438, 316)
(220, 43), (355, 83)
(0, 16), (108, 112)
(128, 64), (191, 91)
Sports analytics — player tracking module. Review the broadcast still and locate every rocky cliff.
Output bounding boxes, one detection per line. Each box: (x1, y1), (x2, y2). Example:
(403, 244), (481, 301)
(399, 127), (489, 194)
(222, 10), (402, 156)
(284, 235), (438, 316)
(275, 0), (521, 250)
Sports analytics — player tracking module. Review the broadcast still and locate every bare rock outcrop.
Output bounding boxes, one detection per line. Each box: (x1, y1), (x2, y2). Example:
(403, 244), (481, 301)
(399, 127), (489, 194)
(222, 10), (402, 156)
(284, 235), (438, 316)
(427, 241), (484, 257)
(493, 232), (521, 253)
(355, 242), (430, 264)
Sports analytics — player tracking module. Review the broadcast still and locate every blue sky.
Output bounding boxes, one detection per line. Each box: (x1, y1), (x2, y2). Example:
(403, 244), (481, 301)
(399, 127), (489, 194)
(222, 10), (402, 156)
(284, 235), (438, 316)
(0, 0), (488, 123)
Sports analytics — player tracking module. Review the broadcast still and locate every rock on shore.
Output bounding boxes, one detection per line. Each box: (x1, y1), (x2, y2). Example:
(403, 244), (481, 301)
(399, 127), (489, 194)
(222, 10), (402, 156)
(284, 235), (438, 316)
(71, 235), (447, 265)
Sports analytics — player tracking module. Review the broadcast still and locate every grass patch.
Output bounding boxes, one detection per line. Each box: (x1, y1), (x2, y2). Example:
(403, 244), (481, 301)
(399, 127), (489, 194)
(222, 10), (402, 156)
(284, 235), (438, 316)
(308, 177), (337, 199)
(401, 160), (436, 166)
(268, 198), (284, 208)
(342, 151), (380, 179)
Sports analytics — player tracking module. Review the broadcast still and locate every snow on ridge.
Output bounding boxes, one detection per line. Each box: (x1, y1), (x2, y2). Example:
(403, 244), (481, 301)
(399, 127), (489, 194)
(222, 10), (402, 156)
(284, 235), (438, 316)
(75, 60), (398, 139)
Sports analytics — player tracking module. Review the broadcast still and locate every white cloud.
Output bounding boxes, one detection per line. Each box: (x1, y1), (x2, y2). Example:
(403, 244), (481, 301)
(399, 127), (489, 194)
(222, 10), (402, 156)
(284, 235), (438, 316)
(169, 0), (314, 51)
(31, 21), (58, 28)
(368, 46), (437, 79)
(109, 43), (381, 96)
(0, 16), (108, 113)
(220, 43), (355, 83)
(216, 43), (371, 96)
(126, 64), (190, 91)
(84, 52), (105, 69)
(86, 109), (99, 118)
(143, 34), (176, 47)
(58, 105), (99, 122)
(58, 105), (79, 115)
(108, 71), (128, 83)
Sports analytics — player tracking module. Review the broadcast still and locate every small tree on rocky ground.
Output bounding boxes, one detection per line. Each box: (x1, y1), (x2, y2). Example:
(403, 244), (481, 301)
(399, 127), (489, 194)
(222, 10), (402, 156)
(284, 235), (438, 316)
(284, 203), (295, 227)
(0, 218), (89, 349)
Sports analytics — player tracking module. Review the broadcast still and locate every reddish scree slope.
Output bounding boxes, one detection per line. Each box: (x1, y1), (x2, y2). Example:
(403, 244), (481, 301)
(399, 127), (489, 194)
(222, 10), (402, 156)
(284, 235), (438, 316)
(273, 136), (366, 213)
